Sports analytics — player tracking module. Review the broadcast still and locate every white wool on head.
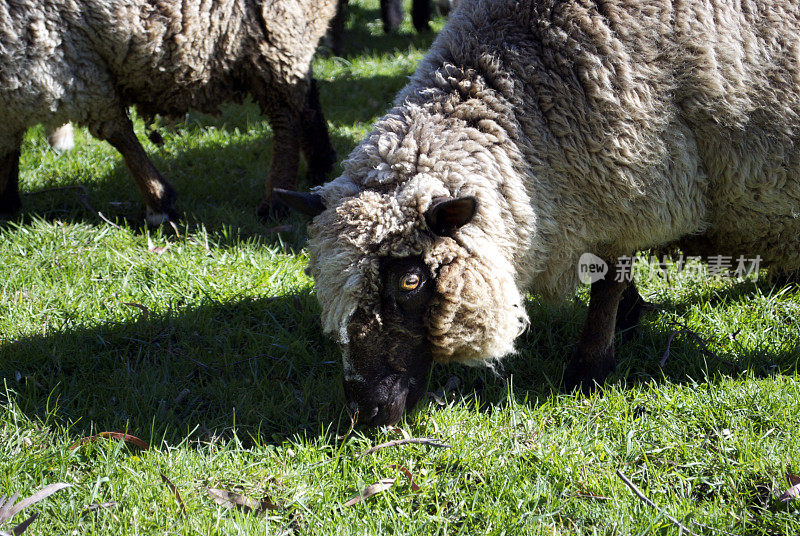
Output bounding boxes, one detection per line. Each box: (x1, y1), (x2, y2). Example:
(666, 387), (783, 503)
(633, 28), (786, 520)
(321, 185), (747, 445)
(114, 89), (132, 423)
(308, 94), (535, 364)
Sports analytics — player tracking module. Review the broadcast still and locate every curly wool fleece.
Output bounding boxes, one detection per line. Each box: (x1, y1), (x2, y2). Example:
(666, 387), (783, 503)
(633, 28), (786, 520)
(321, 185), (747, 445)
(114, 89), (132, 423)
(307, 0), (800, 366)
(0, 0), (337, 219)
(307, 86), (534, 364)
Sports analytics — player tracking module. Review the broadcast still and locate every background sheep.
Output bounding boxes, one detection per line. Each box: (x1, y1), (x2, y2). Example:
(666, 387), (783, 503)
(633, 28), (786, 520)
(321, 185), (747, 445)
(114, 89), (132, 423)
(0, 0), (338, 225)
(279, 0), (800, 425)
(46, 124), (75, 153)
(330, 0), (433, 55)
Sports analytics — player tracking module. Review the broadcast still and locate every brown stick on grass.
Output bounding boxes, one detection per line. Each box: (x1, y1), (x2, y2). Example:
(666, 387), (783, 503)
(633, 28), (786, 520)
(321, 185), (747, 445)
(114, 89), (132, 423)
(360, 437), (451, 457)
(616, 470), (700, 536)
(660, 320), (743, 370)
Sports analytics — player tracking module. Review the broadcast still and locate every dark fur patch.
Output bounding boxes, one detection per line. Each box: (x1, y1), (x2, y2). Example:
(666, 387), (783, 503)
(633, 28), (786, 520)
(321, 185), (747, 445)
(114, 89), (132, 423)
(343, 256), (436, 425)
(0, 148), (23, 216)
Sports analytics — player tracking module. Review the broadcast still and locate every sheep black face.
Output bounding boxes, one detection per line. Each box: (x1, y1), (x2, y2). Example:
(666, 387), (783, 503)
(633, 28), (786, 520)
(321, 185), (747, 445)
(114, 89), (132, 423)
(343, 257), (435, 426)
(276, 189), (481, 426)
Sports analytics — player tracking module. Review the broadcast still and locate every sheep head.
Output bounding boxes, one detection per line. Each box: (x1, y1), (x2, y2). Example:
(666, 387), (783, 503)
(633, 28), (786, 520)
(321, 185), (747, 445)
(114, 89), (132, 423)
(282, 173), (526, 426)
(281, 100), (532, 425)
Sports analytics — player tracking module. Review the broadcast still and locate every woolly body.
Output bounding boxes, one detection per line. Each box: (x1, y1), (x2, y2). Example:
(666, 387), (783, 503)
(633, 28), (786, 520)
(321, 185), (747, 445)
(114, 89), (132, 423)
(0, 0), (337, 220)
(308, 0), (800, 372)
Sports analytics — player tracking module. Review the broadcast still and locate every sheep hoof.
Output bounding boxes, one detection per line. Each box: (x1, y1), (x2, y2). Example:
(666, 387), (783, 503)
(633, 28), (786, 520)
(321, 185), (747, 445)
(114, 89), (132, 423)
(563, 347), (616, 395)
(256, 198), (290, 222)
(615, 284), (655, 344)
(145, 206), (178, 227)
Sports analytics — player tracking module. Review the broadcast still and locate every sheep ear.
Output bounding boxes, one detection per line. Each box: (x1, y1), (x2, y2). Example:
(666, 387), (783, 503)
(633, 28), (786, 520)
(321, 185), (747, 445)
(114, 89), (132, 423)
(273, 188), (326, 217)
(425, 196), (478, 236)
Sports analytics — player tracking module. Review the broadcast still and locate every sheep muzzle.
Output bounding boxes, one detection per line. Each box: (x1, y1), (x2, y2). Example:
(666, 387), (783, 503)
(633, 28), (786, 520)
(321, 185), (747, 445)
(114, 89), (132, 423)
(343, 309), (433, 427)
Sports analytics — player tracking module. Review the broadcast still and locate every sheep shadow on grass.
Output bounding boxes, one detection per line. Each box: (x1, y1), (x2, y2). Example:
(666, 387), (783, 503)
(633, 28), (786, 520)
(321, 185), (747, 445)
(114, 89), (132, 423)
(12, 121), (355, 250)
(3, 269), (797, 445)
(424, 277), (800, 415)
(1, 290), (351, 446)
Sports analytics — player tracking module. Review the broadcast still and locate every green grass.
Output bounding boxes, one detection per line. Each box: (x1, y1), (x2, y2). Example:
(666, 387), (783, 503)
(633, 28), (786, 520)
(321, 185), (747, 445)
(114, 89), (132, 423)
(2, 1), (800, 534)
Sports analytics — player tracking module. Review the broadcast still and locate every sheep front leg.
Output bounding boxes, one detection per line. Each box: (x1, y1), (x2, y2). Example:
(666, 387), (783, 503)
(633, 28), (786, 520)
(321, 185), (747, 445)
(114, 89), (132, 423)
(563, 268), (630, 394)
(380, 0), (404, 33)
(615, 280), (649, 343)
(411, 0), (432, 32)
(300, 78), (337, 186)
(0, 144), (22, 219)
(96, 116), (177, 225)
(257, 106), (301, 221)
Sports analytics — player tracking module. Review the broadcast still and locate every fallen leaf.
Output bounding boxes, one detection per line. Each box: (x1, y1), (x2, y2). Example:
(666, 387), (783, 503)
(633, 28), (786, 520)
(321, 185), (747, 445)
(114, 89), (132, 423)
(81, 502), (118, 512)
(122, 302), (149, 321)
(779, 474), (800, 501)
(69, 432), (149, 450)
(0, 483), (72, 535)
(168, 221), (181, 238)
(160, 473), (186, 515)
(342, 478), (396, 507)
(147, 236), (169, 255)
(173, 388), (190, 406)
(389, 427), (411, 441)
(6, 512), (38, 535)
(360, 437), (451, 457)
(388, 465), (421, 492)
(206, 488), (279, 515)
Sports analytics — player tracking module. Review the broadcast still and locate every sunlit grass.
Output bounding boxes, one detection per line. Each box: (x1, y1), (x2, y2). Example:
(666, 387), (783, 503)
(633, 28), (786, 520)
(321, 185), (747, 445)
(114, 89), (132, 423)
(1, 1), (799, 534)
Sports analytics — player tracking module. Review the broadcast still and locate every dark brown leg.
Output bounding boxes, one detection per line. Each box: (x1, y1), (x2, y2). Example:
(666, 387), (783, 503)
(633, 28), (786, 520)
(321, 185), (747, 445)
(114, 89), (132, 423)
(411, 0), (432, 32)
(96, 115), (177, 225)
(380, 0), (403, 33)
(0, 143), (22, 219)
(564, 266), (629, 394)
(331, 0), (349, 56)
(615, 280), (650, 344)
(300, 78), (337, 186)
(257, 100), (301, 221)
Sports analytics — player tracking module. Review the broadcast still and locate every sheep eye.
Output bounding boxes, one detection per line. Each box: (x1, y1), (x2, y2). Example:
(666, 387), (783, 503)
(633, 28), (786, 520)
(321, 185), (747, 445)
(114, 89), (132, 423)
(399, 273), (420, 291)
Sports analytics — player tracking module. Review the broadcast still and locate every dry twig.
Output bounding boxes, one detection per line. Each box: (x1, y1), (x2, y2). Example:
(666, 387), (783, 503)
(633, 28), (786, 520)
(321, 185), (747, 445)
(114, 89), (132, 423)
(0, 483), (71, 536)
(660, 321), (742, 370)
(360, 437), (451, 457)
(616, 470), (700, 536)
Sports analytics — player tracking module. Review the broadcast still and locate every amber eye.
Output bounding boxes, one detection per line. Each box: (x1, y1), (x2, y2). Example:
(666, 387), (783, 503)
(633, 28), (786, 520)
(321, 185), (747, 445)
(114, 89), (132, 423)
(399, 273), (421, 291)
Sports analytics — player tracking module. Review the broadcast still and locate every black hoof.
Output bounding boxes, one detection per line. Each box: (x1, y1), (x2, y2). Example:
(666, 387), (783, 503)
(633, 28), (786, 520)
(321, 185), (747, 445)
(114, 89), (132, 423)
(413, 22), (432, 33)
(0, 190), (22, 219)
(306, 152), (336, 186)
(563, 349), (616, 395)
(615, 285), (654, 344)
(256, 198), (291, 222)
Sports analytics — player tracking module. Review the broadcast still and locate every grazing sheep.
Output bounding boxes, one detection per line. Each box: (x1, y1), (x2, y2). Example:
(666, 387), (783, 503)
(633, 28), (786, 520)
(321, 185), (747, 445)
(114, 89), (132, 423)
(0, 0), (338, 224)
(330, 0), (433, 55)
(279, 0), (800, 425)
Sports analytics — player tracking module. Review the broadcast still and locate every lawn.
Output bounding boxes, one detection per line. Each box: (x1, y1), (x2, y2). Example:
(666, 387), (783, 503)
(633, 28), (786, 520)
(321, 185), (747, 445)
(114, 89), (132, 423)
(1, 1), (800, 534)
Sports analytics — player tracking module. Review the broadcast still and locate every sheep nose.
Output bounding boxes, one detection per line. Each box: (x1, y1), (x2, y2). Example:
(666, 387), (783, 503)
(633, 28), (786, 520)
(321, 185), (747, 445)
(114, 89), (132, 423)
(347, 400), (379, 423)
(361, 405), (380, 423)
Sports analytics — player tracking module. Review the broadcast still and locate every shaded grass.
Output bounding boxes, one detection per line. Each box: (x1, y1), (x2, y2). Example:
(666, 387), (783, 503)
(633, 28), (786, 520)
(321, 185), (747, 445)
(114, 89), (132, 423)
(1, 0), (800, 534)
